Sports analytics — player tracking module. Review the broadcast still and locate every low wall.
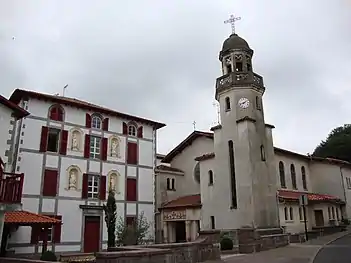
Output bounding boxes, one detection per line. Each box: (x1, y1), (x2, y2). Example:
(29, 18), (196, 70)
(290, 225), (347, 243)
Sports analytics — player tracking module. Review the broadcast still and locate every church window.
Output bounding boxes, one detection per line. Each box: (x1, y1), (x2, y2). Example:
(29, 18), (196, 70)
(256, 96), (261, 110)
(331, 207), (335, 219)
(194, 162), (200, 183)
(225, 97), (231, 111)
(290, 164), (297, 189)
(208, 170), (214, 185)
(247, 62), (252, 72)
(166, 178), (171, 190)
(49, 105), (64, 121)
(171, 178), (175, 190)
(284, 207), (288, 221)
(279, 161), (286, 188)
(228, 140), (237, 209)
(128, 125), (137, 136)
(260, 145), (266, 161)
(301, 166), (307, 190)
(289, 207), (294, 221)
(210, 216), (215, 229)
(235, 62), (243, 72)
(91, 115), (102, 129)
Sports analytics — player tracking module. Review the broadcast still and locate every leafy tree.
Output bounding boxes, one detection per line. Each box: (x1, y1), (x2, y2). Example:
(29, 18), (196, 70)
(116, 212), (151, 246)
(313, 124), (351, 162)
(103, 190), (117, 248)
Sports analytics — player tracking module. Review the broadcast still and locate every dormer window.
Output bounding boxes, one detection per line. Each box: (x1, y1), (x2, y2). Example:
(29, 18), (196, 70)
(49, 105), (64, 122)
(91, 115), (102, 129)
(128, 125), (137, 136)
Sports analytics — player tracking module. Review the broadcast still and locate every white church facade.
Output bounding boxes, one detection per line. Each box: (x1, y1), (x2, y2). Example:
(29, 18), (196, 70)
(155, 32), (351, 243)
(1, 89), (165, 254)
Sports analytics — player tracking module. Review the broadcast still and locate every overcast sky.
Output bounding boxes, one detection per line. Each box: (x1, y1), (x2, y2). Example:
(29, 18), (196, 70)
(1, 0), (350, 155)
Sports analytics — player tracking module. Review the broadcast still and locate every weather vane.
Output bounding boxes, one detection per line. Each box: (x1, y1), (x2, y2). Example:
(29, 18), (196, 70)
(224, 14), (241, 34)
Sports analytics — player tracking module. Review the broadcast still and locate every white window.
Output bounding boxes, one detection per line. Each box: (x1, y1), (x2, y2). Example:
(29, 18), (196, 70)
(128, 125), (136, 136)
(92, 115), (102, 129)
(88, 175), (99, 199)
(90, 136), (101, 159)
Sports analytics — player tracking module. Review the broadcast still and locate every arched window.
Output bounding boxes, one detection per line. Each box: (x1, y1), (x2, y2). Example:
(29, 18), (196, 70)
(279, 161), (286, 188)
(166, 178), (171, 190)
(332, 207), (335, 219)
(92, 115), (102, 129)
(194, 162), (200, 183)
(260, 145), (266, 161)
(256, 96), (261, 110)
(284, 207), (288, 221)
(171, 178), (175, 190)
(208, 170), (214, 185)
(290, 164), (297, 189)
(289, 207), (294, 221)
(301, 166), (307, 190)
(128, 125), (137, 136)
(225, 97), (231, 111)
(49, 105), (64, 121)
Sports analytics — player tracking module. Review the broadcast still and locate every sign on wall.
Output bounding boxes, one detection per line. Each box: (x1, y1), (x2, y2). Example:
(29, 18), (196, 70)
(163, 210), (186, 221)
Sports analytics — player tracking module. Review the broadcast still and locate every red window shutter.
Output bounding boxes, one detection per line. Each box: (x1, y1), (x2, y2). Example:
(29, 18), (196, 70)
(127, 142), (138, 164)
(39, 126), (49, 152)
(30, 226), (40, 244)
(84, 134), (90, 158)
(42, 170), (58, 197)
(82, 174), (88, 199)
(53, 215), (62, 243)
(99, 175), (106, 200)
(123, 122), (128, 135)
(49, 107), (56, 121)
(137, 126), (143, 138)
(59, 130), (68, 155)
(103, 118), (109, 131)
(101, 138), (108, 161)
(126, 178), (137, 201)
(86, 113), (91, 128)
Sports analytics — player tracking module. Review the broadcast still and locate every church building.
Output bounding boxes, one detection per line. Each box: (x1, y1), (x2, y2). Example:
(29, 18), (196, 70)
(155, 31), (351, 244)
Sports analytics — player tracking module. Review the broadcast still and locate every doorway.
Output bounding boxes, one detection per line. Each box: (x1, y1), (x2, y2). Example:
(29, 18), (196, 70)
(175, 221), (186, 243)
(83, 216), (101, 253)
(314, 210), (324, 227)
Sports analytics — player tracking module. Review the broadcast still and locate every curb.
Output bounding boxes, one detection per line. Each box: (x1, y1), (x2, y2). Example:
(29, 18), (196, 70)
(308, 231), (351, 263)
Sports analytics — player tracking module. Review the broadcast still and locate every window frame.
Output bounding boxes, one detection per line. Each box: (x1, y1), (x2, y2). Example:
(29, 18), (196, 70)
(90, 136), (101, 159)
(290, 164), (297, 189)
(49, 105), (64, 122)
(47, 128), (61, 153)
(87, 175), (100, 199)
(208, 170), (214, 185)
(279, 161), (286, 188)
(225, 97), (231, 111)
(301, 166), (308, 190)
(128, 125), (137, 136)
(91, 115), (102, 129)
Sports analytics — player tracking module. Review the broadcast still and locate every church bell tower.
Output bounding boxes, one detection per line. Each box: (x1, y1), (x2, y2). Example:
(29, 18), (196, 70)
(211, 16), (279, 229)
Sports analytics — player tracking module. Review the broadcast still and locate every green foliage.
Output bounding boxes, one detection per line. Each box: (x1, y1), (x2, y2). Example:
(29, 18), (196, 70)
(40, 250), (57, 261)
(313, 124), (351, 162)
(220, 237), (233, 251)
(103, 190), (117, 248)
(116, 212), (151, 246)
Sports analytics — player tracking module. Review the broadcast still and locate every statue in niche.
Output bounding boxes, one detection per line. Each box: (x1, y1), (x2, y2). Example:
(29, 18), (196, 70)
(109, 174), (116, 191)
(110, 138), (120, 157)
(68, 169), (78, 190)
(71, 131), (80, 151)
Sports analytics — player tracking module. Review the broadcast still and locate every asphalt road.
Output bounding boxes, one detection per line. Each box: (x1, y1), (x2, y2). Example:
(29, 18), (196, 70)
(313, 233), (351, 263)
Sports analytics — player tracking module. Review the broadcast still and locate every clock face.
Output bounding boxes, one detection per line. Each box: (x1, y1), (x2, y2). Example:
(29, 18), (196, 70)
(238, 97), (250, 109)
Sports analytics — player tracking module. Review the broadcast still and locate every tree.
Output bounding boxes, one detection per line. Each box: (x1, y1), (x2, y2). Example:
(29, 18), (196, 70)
(116, 212), (151, 246)
(313, 124), (351, 162)
(103, 190), (117, 248)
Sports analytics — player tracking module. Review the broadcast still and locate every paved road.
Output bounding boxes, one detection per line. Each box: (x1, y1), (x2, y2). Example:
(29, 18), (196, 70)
(313, 233), (351, 263)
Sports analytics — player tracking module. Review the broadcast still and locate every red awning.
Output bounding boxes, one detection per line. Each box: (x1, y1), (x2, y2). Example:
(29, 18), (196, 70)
(278, 190), (343, 203)
(5, 211), (62, 226)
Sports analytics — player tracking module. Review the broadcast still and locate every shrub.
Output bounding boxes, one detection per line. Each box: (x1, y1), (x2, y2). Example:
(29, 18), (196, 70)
(220, 237), (233, 251)
(342, 218), (350, 225)
(40, 250), (57, 261)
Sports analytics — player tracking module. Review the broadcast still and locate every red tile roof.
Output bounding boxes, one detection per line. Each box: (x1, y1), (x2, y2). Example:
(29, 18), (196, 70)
(195, 152), (215, 161)
(278, 190), (343, 203)
(162, 131), (214, 163)
(155, 165), (184, 174)
(5, 211), (62, 225)
(0, 94), (29, 119)
(9, 89), (165, 129)
(162, 194), (201, 208)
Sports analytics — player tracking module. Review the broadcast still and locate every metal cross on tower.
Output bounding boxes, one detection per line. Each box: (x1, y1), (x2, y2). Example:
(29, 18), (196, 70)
(224, 14), (241, 34)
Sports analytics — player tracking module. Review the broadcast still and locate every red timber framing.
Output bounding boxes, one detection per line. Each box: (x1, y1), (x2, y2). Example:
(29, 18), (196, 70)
(4, 211), (62, 254)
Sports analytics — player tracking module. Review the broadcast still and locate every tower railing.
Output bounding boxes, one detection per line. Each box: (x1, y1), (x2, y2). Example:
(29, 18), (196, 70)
(216, 71), (264, 90)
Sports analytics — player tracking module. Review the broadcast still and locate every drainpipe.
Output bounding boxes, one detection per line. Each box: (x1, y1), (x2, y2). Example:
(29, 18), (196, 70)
(340, 166), (347, 219)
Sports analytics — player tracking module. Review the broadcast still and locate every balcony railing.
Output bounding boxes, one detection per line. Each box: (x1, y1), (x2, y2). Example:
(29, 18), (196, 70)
(0, 158), (24, 204)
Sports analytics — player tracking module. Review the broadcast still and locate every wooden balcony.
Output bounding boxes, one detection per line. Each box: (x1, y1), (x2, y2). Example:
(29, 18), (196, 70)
(0, 158), (24, 204)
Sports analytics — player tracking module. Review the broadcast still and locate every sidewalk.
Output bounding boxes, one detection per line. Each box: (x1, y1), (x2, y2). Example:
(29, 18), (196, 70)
(215, 231), (351, 263)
